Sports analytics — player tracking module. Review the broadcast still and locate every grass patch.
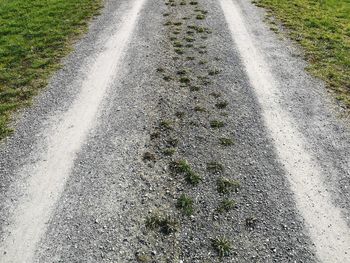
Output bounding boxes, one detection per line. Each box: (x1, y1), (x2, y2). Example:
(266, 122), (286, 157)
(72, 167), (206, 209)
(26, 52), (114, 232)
(176, 194), (194, 215)
(219, 137), (234, 146)
(215, 101), (228, 109)
(145, 213), (179, 235)
(254, 0), (350, 107)
(207, 161), (224, 173)
(217, 198), (236, 213)
(170, 160), (202, 185)
(160, 120), (173, 129)
(210, 120), (225, 128)
(0, 0), (102, 140)
(217, 177), (240, 194)
(163, 147), (176, 156)
(211, 236), (232, 257)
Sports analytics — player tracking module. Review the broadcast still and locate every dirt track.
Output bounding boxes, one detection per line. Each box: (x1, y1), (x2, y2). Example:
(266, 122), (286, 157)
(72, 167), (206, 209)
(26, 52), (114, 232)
(0, 0), (349, 262)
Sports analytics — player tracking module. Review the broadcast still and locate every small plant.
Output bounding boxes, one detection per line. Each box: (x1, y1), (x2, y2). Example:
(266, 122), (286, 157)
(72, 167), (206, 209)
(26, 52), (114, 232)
(176, 194), (194, 216)
(189, 1), (198, 5)
(196, 14), (205, 20)
(185, 36), (195, 42)
(215, 101), (228, 109)
(150, 132), (160, 140)
(136, 252), (151, 263)
(207, 161), (224, 173)
(211, 236), (232, 257)
(185, 170), (202, 185)
(175, 111), (185, 118)
(170, 160), (202, 186)
(177, 68), (188, 75)
(210, 92), (221, 98)
(194, 105), (206, 112)
(156, 67), (165, 73)
(164, 21), (172, 26)
(219, 137), (233, 146)
(209, 68), (222, 76)
(179, 76), (190, 83)
(175, 48), (184, 54)
(173, 41), (183, 48)
(186, 56), (195, 61)
(217, 199), (236, 213)
(163, 13), (170, 17)
(163, 148), (176, 156)
(143, 152), (155, 161)
(173, 21), (183, 26)
(217, 177), (240, 194)
(210, 120), (225, 128)
(190, 86), (200, 91)
(160, 120), (172, 129)
(180, 1), (186, 5)
(145, 213), (179, 235)
(198, 60), (208, 65)
(167, 137), (179, 147)
(163, 75), (172, 82)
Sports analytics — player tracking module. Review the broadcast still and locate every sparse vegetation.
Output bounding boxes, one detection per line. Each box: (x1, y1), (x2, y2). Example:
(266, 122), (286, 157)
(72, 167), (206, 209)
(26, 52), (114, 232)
(210, 120), (225, 128)
(217, 199), (236, 213)
(207, 161), (224, 173)
(219, 137), (234, 146)
(217, 177), (240, 194)
(176, 194), (194, 215)
(211, 236), (232, 257)
(215, 101), (228, 109)
(146, 213), (179, 235)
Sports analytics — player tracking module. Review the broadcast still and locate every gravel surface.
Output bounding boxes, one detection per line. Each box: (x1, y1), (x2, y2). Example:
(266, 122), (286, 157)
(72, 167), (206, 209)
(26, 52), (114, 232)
(0, 0), (349, 262)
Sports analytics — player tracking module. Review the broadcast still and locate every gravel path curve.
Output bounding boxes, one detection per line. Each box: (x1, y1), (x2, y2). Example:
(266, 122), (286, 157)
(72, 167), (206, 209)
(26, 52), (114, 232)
(0, 0), (349, 262)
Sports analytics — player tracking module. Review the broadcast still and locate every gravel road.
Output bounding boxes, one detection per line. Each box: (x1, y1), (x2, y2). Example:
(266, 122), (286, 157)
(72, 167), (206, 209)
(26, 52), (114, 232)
(0, 0), (349, 262)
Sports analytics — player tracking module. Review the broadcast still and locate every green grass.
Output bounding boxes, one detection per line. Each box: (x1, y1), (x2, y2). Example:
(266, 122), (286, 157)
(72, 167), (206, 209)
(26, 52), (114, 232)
(211, 236), (232, 257)
(254, 0), (350, 107)
(0, 0), (102, 140)
(176, 194), (194, 215)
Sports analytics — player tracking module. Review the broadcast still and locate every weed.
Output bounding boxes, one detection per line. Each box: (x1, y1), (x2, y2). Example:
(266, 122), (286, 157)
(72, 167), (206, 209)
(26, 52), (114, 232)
(170, 36), (177, 41)
(208, 68), (222, 76)
(146, 213), (179, 235)
(163, 13), (170, 17)
(198, 60), (208, 65)
(173, 41), (183, 48)
(210, 120), (225, 128)
(194, 106), (206, 112)
(185, 36), (195, 42)
(176, 194), (194, 215)
(175, 48), (184, 54)
(211, 236), (232, 257)
(219, 137), (234, 146)
(156, 67), (165, 73)
(217, 177), (240, 194)
(207, 161), (224, 173)
(179, 77), (190, 84)
(177, 69), (188, 75)
(189, 1), (198, 5)
(143, 152), (156, 162)
(173, 21), (183, 26)
(164, 21), (172, 26)
(190, 86), (200, 91)
(167, 137), (179, 147)
(160, 120), (172, 129)
(210, 92), (221, 98)
(215, 101), (228, 109)
(136, 252), (151, 263)
(150, 132), (160, 140)
(217, 199), (236, 213)
(163, 75), (172, 81)
(196, 14), (205, 20)
(186, 56), (195, 61)
(185, 43), (193, 48)
(175, 111), (185, 118)
(163, 148), (176, 156)
(185, 170), (202, 185)
(180, 1), (186, 5)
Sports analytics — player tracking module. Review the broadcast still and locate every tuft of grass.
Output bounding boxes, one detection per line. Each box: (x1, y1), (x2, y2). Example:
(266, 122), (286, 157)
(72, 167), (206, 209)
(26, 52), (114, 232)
(208, 68), (222, 76)
(160, 120), (173, 129)
(179, 76), (191, 84)
(0, 0), (103, 140)
(194, 105), (206, 112)
(217, 198), (236, 213)
(189, 1), (198, 5)
(219, 137), (234, 146)
(143, 152), (156, 162)
(215, 101), (228, 109)
(207, 161), (224, 173)
(136, 252), (151, 263)
(254, 0), (350, 107)
(156, 67), (165, 73)
(246, 216), (257, 229)
(146, 213), (179, 235)
(217, 177), (240, 194)
(196, 14), (206, 20)
(163, 148), (176, 156)
(170, 160), (202, 186)
(210, 120), (225, 128)
(211, 236), (232, 257)
(174, 48), (184, 54)
(173, 41), (183, 48)
(176, 194), (194, 216)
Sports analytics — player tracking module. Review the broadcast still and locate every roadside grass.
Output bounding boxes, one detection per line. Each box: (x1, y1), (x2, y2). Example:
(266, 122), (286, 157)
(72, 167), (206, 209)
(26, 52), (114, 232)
(0, 0), (102, 140)
(253, 0), (350, 107)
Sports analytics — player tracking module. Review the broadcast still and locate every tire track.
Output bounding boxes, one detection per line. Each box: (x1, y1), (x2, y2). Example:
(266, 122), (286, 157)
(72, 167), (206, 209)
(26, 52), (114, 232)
(0, 0), (146, 261)
(220, 0), (350, 262)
